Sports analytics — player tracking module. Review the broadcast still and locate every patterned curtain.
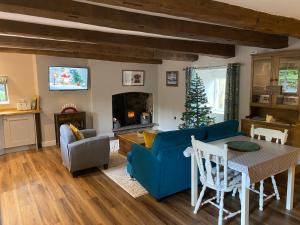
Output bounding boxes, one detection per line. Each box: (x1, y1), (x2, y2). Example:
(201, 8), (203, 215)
(0, 76), (7, 84)
(224, 63), (240, 121)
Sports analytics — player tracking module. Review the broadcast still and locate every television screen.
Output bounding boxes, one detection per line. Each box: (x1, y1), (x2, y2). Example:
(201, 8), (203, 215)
(49, 67), (89, 91)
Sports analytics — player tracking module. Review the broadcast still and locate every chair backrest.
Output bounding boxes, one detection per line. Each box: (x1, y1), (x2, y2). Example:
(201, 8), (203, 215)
(191, 135), (228, 190)
(60, 124), (76, 145)
(250, 124), (288, 145)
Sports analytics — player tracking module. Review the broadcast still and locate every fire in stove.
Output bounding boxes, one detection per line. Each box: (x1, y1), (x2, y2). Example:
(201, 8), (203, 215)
(127, 111), (135, 119)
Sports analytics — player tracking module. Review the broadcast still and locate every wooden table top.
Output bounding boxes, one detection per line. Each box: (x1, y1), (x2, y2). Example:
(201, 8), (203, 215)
(117, 132), (145, 144)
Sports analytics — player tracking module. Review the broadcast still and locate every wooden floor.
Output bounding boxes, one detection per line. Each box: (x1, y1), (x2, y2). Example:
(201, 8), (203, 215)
(0, 147), (300, 225)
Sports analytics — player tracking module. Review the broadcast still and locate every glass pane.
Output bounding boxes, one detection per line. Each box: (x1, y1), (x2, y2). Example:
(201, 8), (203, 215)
(0, 84), (8, 102)
(252, 59), (272, 104)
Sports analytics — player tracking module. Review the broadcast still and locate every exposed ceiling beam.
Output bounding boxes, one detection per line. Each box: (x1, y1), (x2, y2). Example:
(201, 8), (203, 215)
(0, 19), (235, 58)
(0, 35), (198, 61)
(0, 0), (288, 49)
(0, 47), (162, 64)
(91, 0), (300, 38)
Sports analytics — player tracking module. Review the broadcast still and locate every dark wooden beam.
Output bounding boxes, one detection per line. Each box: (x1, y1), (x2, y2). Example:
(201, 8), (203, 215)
(0, 0), (288, 49)
(0, 35), (198, 61)
(92, 0), (300, 38)
(0, 47), (162, 64)
(0, 19), (235, 58)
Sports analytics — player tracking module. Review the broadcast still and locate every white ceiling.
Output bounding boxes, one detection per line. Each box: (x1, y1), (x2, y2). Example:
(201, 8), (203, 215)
(215, 0), (300, 20)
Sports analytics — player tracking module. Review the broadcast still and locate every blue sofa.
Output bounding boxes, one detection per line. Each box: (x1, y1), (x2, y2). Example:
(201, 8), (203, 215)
(127, 120), (240, 200)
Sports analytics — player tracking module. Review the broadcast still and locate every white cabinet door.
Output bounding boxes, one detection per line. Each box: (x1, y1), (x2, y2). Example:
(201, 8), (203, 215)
(3, 114), (36, 148)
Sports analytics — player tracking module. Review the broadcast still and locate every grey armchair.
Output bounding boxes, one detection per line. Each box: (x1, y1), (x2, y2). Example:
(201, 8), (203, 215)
(59, 124), (110, 175)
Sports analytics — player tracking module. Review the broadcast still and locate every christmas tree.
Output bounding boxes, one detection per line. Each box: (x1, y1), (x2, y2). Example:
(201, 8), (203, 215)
(179, 74), (214, 129)
(70, 69), (82, 85)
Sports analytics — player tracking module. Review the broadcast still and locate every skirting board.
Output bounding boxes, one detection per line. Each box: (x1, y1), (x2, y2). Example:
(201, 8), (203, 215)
(42, 140), (56, 147)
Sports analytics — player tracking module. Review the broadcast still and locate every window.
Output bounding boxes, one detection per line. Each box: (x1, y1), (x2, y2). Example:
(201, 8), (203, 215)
(194, 67), (227, 114)
(0, 76), (9, 104)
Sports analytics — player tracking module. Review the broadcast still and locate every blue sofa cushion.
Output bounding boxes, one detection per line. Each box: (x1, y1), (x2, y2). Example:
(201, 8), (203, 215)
(206, 120), (239, 141)
(151, 128), (206, 156)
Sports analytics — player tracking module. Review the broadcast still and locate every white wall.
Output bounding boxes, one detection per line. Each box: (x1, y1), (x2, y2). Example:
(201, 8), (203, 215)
(89, 60), (158, 136)
(157, 38), (300, 131)
(34, 56), (158, 143)
(35, 55), (92, 146)
(0, 53), (38, 109)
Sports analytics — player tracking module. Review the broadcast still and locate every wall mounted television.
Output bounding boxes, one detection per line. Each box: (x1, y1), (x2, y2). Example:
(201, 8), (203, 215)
(49, 66), (89, 91)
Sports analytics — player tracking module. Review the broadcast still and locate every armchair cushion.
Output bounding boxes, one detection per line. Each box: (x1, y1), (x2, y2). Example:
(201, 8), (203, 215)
(81, 129), (97, 138)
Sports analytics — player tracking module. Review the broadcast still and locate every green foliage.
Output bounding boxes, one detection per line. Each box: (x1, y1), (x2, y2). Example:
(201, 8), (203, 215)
(179, 74), (214, 129)
(70, 69), (82, 85)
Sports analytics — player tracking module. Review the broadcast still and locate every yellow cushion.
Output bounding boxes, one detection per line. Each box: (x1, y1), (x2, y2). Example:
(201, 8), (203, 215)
(69, 123), (84, 140)
(143, 131), (157, 148)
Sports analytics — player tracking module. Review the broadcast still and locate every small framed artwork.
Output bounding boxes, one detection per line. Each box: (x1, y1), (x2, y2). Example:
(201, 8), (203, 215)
(122, 70), (145, 86)
(166, 71), (178, 87)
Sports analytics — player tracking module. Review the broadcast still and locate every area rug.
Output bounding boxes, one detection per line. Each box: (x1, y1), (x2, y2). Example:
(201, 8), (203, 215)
(102, 151), (148, 198)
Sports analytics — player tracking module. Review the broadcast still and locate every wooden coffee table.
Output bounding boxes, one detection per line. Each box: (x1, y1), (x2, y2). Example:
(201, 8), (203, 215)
(117, 132), (145, 156)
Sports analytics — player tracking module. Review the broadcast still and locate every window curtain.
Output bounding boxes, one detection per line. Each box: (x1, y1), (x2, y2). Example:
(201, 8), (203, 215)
(0, 76), (7, 84)
(224, 63), (240, 121)
(185, 67), (197, 95)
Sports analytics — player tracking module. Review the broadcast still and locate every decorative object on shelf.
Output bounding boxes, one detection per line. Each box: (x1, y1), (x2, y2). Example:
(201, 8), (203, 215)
(179, 69), (214, 129)
(166, 71), (178, 86)
(140, 112), (150, 125)
(16, 99), (31, 111)
(61, 103), (78, 113)
(113, 118), (121, 129)
(31, 95), (40, 110)
(266, 114), (275, 123)
(259, 95), (270, 104)
(227, 141), (260, 152)
(267, 85), (282, 95)
(122, 70), (145, 86)
(283, 96), (299, 105)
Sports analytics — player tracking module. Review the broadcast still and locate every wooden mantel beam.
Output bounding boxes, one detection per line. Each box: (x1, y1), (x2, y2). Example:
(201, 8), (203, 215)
(0, 19), (235, 58)
(0, 36), (198, 62)
(0, 47), (162, 64)
(0, 0), (288, 49)
(92, 0), (300, 38)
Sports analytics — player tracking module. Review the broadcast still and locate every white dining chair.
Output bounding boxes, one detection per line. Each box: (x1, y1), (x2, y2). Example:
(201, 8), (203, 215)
(191, 136), (241, 225)
(250, 124), (288, 211)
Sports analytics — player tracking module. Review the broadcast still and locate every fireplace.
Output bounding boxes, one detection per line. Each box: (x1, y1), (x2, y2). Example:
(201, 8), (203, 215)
(112, 92), (153, 128)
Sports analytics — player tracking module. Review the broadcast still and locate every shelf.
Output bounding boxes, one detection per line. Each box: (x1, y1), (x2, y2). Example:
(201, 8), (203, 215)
(250, 103), (299, 111)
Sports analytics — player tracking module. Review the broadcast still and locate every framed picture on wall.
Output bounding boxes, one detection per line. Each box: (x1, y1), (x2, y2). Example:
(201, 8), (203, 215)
(166, 71), (178, 87)
(122, 70), (145, 86)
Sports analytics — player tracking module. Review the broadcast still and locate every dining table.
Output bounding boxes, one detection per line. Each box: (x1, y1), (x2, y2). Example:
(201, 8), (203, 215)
(186, 135), (300, 225)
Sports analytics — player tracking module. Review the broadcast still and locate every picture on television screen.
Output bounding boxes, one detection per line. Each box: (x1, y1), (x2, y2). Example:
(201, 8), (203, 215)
(49, 67), (89, 91)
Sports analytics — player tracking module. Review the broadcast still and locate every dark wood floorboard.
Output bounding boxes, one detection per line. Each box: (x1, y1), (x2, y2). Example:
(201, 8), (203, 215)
(0, 147), (299, 225)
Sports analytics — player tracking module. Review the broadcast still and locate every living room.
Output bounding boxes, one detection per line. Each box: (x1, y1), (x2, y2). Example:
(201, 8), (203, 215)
(0, 1), (300, 225)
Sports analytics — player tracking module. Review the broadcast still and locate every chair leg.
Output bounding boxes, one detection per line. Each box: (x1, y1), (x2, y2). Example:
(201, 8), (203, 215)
(271, 176), (280, 200)
(259, 180), (264, 211)
(194, 185), (206, 214)
(218, 191), (224, 225)
(232, 187), (238, 197)
(216, 190), (220, 203)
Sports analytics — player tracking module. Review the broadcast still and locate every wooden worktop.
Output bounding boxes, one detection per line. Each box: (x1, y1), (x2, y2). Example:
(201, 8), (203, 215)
(0, 108), (41, 116)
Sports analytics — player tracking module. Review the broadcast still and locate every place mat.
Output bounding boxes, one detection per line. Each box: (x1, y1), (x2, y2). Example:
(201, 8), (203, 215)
(226, 141), (260, 152)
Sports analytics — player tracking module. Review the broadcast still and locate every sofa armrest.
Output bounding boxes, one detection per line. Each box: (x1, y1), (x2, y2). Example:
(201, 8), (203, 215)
(129, 144), (161, 198)
(67, 136), (110, 172)
(81, 129), (97, 138)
